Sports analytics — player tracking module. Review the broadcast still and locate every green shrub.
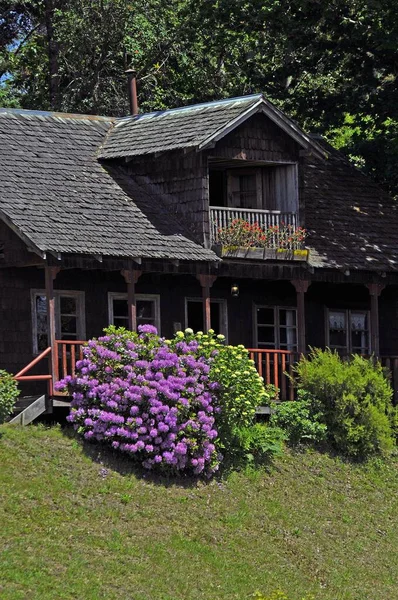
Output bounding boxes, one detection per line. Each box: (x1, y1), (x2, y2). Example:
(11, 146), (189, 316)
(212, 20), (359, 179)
(294, 348), (395, 458)
(171, 329), (272, 441)
(170, 329), (280, 463)
(234, 423), (286, 465)
(0, 370), (19, 423)
(270, 390), (327, 446)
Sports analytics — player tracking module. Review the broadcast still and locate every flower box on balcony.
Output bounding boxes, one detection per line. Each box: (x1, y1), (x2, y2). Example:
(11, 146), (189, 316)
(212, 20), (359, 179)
(215, 245), (310, 262)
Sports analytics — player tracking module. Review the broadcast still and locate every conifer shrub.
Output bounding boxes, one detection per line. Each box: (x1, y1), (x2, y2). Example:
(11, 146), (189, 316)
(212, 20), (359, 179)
(294, 348), (396, 458)
(0, 369), (19, 423)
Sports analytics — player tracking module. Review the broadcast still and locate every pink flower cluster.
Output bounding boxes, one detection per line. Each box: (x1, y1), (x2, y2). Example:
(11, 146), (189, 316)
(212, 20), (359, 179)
(57, 325), (221, 476)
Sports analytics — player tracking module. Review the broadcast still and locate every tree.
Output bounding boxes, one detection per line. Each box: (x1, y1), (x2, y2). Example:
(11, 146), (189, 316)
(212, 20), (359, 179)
(0, 0), (397, 195)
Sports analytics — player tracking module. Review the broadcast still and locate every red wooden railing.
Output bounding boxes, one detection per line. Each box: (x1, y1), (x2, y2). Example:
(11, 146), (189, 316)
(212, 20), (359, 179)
(13, 341), (86, 397)
(14, 346), (53, 395)
(13, 342), (398, 405)
(248, 349), (298, 401)
(54, 340), (85, 385)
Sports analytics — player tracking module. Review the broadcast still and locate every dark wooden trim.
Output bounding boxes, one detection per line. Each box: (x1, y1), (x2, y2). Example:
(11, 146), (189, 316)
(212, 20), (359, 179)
(45, 266), (60, 393)
(121, 269), (142, 331)
(291, 279), (311, 353)
(196, 274), (217, 331)
(367, 283), (385, 356)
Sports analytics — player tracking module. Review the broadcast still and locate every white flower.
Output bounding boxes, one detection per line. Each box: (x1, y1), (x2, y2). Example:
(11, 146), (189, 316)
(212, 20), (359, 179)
(184, 328), (194, 335)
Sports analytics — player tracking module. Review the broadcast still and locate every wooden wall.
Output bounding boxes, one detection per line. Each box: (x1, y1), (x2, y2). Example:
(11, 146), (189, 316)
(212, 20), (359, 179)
(1, 266), (397, 380)
(212, 113), (301, 163)
(126, 151), (209, 246)
(0, 220), (42, 267)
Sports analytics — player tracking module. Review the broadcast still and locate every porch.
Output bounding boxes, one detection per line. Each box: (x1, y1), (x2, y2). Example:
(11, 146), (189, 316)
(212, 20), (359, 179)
(6, 264), (398, 408)
(13, 340), (398, 406)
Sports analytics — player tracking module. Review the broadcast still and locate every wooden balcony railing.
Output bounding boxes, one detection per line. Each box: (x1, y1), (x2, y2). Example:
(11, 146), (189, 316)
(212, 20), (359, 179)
(210, 206), (298, 246)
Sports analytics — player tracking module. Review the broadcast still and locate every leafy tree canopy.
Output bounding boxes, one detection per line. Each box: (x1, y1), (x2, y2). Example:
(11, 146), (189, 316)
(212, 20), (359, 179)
(0, 0), (397, 196)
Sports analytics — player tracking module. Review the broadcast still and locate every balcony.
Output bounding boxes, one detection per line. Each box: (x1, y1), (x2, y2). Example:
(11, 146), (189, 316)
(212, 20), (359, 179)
(209, 206), (308, 261)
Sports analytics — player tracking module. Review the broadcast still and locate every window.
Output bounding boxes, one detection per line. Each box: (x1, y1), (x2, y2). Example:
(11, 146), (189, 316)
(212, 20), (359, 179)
(108, 293), (161, 333)
(31, 290), (85, 353)
(221, 164), (299, 212)
(327, 309), (370, 354)
(255, 305), (297, 351)
(227, 168), (261, 209)
(185, 298), (228, 338)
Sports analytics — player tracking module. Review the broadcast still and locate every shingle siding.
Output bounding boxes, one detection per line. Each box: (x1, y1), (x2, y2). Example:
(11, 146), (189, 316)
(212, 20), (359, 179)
(213, 113), (300, 162)
(126, 150), (210, 246)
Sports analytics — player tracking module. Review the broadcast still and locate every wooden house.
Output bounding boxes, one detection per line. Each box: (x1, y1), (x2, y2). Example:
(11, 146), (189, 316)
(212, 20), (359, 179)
(1, 93), (398, 407)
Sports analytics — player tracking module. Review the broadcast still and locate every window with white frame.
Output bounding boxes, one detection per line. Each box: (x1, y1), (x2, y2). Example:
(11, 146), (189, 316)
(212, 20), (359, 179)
(327, 309), (370, 355)
(254, 305), (297, 351)
(31, 290), (86, 353)
(108, 293), (161, 333)
(184, 297), (228, 338)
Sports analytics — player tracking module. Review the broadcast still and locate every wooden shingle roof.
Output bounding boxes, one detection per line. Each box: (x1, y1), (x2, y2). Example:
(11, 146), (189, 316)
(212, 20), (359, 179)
(305, 138), (398, 272)
(0, 109), (218, 262)
(99, 94), (325, 160)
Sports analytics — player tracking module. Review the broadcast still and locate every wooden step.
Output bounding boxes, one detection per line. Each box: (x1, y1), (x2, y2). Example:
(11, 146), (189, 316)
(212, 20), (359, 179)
(9, 395), (47, 425)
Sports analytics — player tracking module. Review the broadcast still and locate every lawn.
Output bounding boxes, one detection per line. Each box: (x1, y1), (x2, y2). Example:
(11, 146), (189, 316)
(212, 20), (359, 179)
(1, 424), (398, 600)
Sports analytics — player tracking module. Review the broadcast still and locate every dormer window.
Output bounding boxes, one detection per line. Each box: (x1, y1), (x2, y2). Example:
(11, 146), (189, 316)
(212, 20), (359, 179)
(230, 171), (259, 209)
(209, 164), (298, 214)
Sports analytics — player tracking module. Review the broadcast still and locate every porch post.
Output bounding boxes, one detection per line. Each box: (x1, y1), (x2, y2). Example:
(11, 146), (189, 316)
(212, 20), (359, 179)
(121, 269), (142, 331)
(291, 279), (311, 354)
(366, 283), (385, 356)
(45, 266), (60, 394)
(197, 274), (217, 332)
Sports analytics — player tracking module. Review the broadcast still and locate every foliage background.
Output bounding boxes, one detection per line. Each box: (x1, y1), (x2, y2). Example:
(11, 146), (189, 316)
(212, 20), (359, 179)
(1, 0), (397, 197)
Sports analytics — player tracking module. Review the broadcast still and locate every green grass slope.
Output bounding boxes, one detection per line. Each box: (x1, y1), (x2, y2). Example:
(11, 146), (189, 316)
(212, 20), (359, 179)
(1, 424), (398, 600)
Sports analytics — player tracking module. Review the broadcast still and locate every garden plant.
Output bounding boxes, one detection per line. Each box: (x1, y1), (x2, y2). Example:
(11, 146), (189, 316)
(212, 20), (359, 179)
(0, 369), (19, 424)
(57, 326), (280, 476)
(292, 348), (397, 458)
(217, 218), (307, 250)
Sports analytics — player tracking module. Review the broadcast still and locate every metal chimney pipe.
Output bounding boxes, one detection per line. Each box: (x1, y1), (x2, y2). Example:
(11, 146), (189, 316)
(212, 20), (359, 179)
(125, 69), (139, 116)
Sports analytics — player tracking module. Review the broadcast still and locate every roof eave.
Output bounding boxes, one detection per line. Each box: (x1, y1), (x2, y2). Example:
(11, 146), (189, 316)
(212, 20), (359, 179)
(0, 210), (46, 259)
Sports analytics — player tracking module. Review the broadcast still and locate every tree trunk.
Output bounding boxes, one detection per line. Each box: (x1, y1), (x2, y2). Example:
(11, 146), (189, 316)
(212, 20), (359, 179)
(44, 0), (60, 110)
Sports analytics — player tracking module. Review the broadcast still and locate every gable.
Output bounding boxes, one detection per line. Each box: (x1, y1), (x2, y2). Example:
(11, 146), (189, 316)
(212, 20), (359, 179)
(211, 113), (301, 163)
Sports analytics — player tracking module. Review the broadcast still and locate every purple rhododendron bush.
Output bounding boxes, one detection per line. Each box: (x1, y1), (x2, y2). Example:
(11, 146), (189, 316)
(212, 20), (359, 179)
(56, 325), (221, 476)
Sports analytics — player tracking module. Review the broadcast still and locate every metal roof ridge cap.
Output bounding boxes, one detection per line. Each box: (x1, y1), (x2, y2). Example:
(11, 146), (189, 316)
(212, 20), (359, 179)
(0, 107), (114, 122)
